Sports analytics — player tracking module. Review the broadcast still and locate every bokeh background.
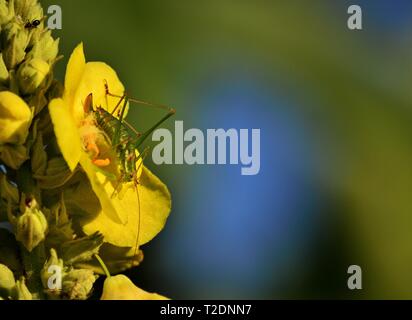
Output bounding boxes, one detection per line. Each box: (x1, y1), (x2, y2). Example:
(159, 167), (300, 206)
(43, 0), (412, 299)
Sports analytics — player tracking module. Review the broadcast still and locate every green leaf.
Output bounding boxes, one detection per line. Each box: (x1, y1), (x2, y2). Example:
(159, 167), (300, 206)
(60, 232), (104, 265)
(31, 130), (47, 176)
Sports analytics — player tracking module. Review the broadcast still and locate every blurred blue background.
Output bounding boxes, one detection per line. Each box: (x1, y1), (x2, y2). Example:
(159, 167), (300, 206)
(45, 0), (412, 299)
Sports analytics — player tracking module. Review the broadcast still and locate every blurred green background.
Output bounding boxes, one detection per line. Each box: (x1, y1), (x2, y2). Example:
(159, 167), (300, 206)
(43, 0), (412, 299)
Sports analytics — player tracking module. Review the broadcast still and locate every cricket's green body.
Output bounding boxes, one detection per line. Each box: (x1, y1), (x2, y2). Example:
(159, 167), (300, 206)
(94, 106), (137, 183)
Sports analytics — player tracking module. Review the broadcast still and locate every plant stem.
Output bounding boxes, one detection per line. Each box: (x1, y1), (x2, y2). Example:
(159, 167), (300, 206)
(94, 254), (111, 278)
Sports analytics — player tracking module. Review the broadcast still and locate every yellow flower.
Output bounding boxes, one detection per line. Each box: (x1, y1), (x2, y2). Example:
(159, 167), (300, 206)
(49, 43), (171, 248)
(49, 43), (126, 173)
(101, 275), (168, 300)
(0, 91), (32, 145)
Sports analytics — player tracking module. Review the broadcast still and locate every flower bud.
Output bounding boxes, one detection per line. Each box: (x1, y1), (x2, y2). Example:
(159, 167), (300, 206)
(62, 269), (97, 300)
(1, 22), (29, 69)
(0, 91), (32, 145)
(14, 278), (32, 300)
(41, 249), (64, 297)
(0, 264), (16, 298)
(0, 0), (13, 24)
(2, 21), (22, 43)
(101, 275), (168, 300)
(15, 203), (48, 252)
(41, 249), (64, 280)
(28, 30), (60, 63)
(14, 0), (43, 22)
(17, 58), (50, 95)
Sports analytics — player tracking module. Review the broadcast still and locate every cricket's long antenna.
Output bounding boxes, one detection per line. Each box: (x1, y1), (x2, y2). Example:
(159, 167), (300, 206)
(124, 97), (174, 113)
(104, 80), (176, 149)
(105, 80), (174, 114)
(133, 147), (151, 256)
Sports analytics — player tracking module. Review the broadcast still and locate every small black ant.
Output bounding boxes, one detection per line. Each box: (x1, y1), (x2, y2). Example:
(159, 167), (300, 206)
(25, 19), (41, 29)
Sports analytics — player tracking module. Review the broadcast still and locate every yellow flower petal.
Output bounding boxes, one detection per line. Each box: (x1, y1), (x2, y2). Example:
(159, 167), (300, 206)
(79, 152), (126, 225)
(63, 43), (86, 121)
(63, 43), (127, 124)
(48, 98), (82, 171)
(82, 166), (171, 248)
(72, 62), (127, 123)
(101, 275), (169, 300)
